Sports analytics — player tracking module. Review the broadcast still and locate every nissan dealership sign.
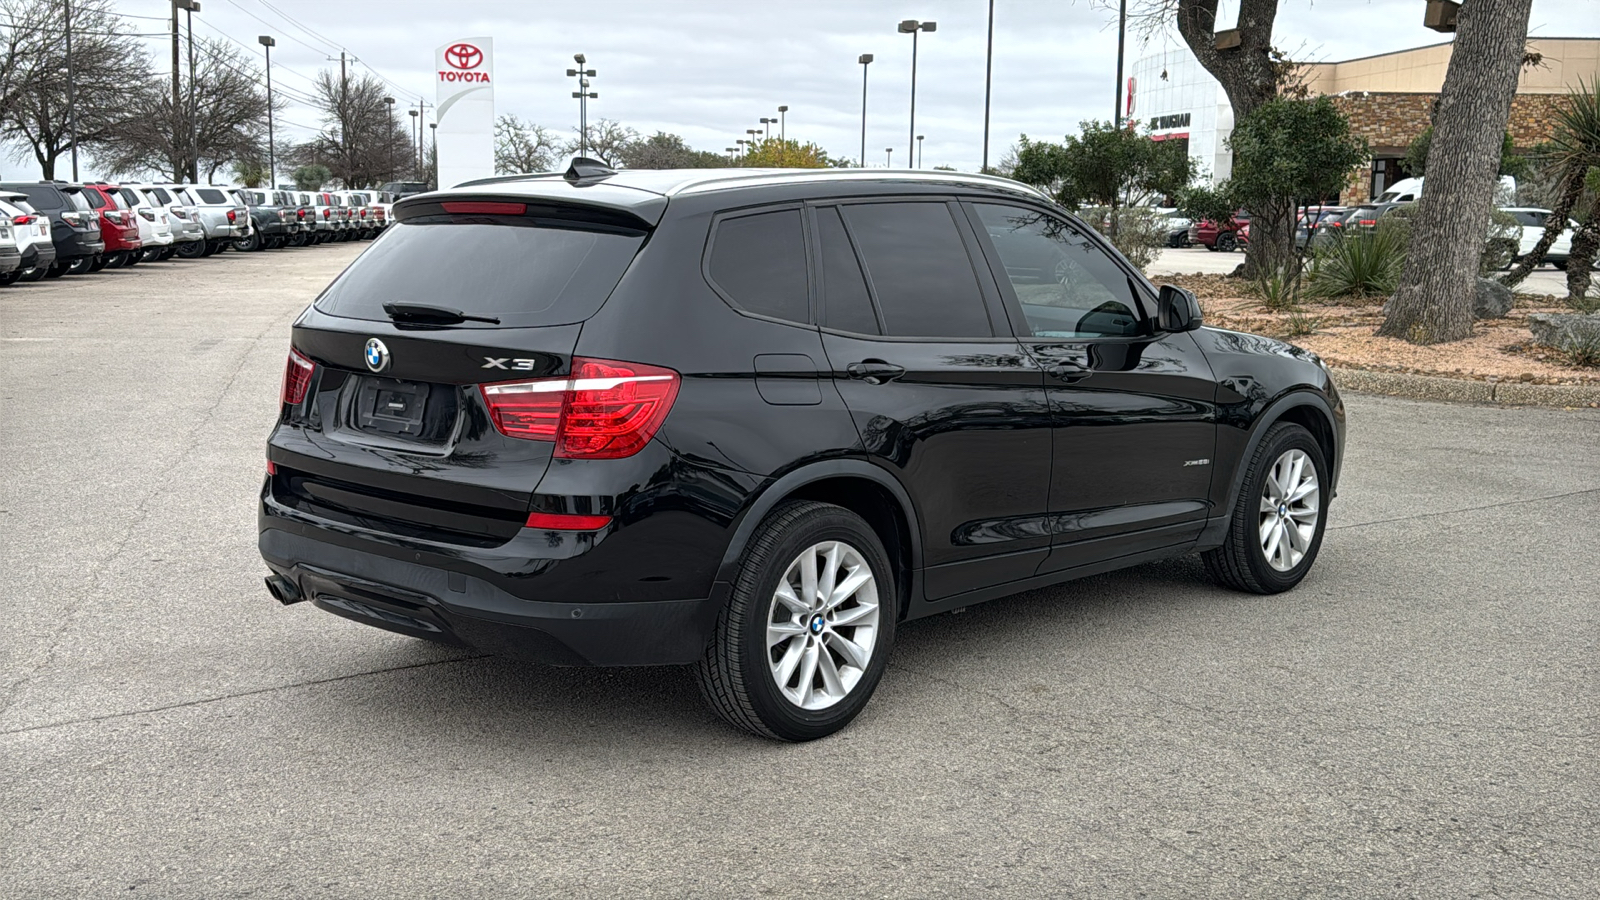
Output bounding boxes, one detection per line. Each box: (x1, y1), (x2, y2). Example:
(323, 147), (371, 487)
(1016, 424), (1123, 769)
(435, 38), (495, 188)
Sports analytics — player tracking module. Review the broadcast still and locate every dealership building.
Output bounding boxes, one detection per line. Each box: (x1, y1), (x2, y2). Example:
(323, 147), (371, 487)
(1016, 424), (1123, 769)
(1126, 37), (1600, 205)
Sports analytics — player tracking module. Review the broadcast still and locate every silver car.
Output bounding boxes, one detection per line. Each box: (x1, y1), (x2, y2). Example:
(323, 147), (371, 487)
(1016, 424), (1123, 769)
(178, 184), (248, 254)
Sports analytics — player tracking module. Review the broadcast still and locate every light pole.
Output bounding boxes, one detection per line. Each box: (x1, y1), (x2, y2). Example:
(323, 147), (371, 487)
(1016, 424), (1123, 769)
(777, 105), (789, 166)
(760, 117), (774, 140)
(1114, 0), (1127, 127)
(409, 108), (419, 176)
(259, 35), (276, 189)
(428, 122), (437, 186)
(384, 96), (395, 182)
(746, 128), (760, 159)
(897, 19), (936, 171)
(176, 0), (202, 182)
(725, 146), (737, 162)
(857, 54), (872, 167)
(885, 147), (893, 167)
(916, 134), (924, 169)
(566, 54), (597, 158)
(736, 138), (748, 160)
(64, 0), (76, 180)
(982, 0), (994, 172)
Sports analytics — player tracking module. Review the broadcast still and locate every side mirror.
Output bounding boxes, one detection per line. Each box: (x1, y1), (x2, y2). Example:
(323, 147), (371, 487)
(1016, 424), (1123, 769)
(1157, 285), (1203, 332)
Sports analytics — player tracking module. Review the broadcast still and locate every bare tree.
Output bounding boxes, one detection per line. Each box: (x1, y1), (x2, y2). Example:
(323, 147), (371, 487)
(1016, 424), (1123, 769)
(1, 0), (153, 179)
(1379, 0), (1533, 343)
(564, 118), (637, 167)
(96, 38), (273, 182)
(288, 70), (411, 188)
(494, 114), (559, 174)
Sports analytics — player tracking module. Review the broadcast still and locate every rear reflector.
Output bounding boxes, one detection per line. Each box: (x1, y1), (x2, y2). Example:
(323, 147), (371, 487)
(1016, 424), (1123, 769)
(267, 460), (278, 476)
(441, 201), (528, 216)
(525, 511), (612, 530)
(480, 357), (680, 459)
(281, 347), (315, 405)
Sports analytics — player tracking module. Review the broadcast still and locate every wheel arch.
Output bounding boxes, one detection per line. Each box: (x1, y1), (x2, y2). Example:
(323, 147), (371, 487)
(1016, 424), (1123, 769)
(1224, 390), (1341, 516)
(714, 461), (922, 621)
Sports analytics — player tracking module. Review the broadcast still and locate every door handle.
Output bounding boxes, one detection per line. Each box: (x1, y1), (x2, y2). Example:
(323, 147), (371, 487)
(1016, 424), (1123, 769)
(846, 360), (906, 385)
(1046, 361), (1091, 382)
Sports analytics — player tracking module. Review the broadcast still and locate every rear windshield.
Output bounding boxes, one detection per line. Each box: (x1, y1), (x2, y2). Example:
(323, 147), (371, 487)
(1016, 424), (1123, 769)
(195, 188), (226, 203)
(67, 191), (92, 212)
(84, 190), (107, 209)
(314, 222), (645, 328)
(109, 191), (129, 210)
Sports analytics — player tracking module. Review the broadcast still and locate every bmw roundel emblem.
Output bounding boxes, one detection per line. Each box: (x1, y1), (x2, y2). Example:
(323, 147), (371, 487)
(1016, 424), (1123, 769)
(364, 338), (390, 373)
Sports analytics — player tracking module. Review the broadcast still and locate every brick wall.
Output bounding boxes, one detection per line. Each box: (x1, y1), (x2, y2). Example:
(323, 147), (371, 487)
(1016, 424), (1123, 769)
(1328, 92), (1568, 204)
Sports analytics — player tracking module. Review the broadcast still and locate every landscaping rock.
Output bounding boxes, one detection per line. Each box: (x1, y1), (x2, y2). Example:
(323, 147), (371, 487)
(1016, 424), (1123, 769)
(1473, 278), (1514, 318)
(1527, 312), (1600, 351)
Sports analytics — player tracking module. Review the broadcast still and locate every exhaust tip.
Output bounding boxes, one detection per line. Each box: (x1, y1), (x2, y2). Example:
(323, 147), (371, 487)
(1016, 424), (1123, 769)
(264, 574), (304, 605)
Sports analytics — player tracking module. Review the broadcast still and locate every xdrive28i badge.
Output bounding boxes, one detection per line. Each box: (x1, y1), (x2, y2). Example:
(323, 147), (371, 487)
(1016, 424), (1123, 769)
(364, 338), (390, 373)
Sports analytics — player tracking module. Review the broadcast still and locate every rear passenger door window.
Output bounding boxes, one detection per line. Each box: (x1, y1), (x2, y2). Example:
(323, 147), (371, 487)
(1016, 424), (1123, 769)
(707, 208), (810, 324)
(969, 202), (1145, 339)
(838, 201), (993, 338)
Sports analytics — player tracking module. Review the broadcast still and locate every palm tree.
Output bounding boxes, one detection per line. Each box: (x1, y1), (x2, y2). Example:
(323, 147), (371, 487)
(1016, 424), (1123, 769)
(1501, 78), (1600, 298)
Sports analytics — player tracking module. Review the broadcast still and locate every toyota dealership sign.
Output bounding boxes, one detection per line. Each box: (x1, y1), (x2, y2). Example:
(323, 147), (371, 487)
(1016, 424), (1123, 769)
(435, 37), (495, 188)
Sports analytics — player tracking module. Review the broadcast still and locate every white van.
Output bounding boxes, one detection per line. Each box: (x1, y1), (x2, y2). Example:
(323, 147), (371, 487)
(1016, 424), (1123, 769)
(1378, 176), (1518, 205)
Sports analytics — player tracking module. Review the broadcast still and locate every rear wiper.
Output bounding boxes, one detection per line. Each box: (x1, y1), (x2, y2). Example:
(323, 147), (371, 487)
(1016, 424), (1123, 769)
(382, 302), (500, 325)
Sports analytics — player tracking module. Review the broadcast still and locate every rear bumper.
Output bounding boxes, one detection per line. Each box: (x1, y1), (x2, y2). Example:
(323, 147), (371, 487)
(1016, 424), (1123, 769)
(0, 247), (20, 272)
(55, 232), (104, 259)
(259, 503), (725, 667)
(21, 243), (56, 270)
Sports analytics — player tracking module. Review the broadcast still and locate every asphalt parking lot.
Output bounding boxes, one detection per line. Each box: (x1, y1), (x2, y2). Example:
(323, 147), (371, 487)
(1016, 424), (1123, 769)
(3, 244), (1597, 898)
(1148, 246), (1578, 296)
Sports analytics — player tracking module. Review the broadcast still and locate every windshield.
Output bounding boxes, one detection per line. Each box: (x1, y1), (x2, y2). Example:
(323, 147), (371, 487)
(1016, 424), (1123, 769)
(314, 221), (646, 328)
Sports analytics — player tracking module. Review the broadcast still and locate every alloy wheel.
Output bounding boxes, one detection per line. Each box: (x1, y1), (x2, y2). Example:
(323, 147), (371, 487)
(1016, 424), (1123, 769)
(766, 541), (880, 711)
(1259, 448), (1320, 572)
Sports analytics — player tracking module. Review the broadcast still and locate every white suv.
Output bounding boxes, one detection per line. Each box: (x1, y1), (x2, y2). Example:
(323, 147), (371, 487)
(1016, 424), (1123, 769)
(118, 186), (176, 261)
(0, 190), (57, 282)
(1502, 207), (1576, 269)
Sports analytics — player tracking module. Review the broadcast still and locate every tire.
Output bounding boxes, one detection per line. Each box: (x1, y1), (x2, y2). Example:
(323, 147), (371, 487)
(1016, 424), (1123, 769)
(124, 251), (142, 267)
(1203, 421), (1329, 594)
(46, 261), (69, 278)
(86, 254), (107, 273)
(20, 266), (47, 281)
(0, 269), (20, 285)
(176, 240), (205, 259)
(1204, 242), (1219, 252)
(1551, 260), (1567, 271)
(1217, 232), (1238, 253)
(696, 500), (896, 742)
(234, 232), (260, 252)
(102, 252), (125, 269)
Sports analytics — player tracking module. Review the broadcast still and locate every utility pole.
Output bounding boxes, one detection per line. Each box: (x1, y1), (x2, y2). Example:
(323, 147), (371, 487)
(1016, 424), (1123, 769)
(185, 1), (199, 182)
(982, 0), (994, 173)
(170, 1), (181, 181)
(1114, 0), (1127, 127)
(64, 0), (77, 180)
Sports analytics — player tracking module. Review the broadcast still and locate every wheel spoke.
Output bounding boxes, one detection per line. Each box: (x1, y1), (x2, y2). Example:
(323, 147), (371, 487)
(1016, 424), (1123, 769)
(796, 644), (820, 706)
(826, 568), (872, 610)
(799, 546), (820, 611)
(817, 543), (841, 607)
(1260, 516), (1278, 545)
(828, 632), (871, 669)
(1263, 520), (1284, 562)
(1288, 505), (1319, 524)
(1287, 480), (1318, 503)
(774, 638), (805, 687)
(767, 621), (806, 647)
(1260, 495), (1278, 514)
(816, 647), (845, 698)
(830, 601), (877, 628)
(773, 581), (808, 615)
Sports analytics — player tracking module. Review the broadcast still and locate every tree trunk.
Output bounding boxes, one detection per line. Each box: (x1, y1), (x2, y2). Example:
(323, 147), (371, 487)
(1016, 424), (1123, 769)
(1501, 170), (1583, 288)
(1378, 0), (1532, 343)
(1565, 194), (1599, 302)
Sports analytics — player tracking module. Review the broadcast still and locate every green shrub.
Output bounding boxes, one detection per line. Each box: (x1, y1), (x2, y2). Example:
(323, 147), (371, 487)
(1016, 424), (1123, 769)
(1079, 205), (1167, 271)
(1566, 330), (1600, 368)
(1252, 267), (1301, 310)
(1283, 311), (1322, 337)
(1308, 228), (1407, 301)
(1568, 288), (1600, 314)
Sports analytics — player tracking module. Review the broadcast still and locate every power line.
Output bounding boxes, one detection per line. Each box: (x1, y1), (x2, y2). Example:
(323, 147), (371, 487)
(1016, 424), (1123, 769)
(250, 0), (424, 104)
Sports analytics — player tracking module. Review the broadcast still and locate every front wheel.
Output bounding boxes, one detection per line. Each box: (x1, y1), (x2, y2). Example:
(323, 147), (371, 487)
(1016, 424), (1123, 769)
(1202, 422), (1329, 594)
(697, 501), (895, 741)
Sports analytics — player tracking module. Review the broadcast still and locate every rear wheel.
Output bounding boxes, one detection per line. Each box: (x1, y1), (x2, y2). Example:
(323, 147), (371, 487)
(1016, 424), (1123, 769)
(0, 269), (20, 285)
(176, 240), (205, 259)
(102, 252), (125, 269)
(697, 501), (895, 742)
(83, 255), (106, 273)
(233, 232), (261, 252)
(1216, 232), (1238, 253)
(1203, 422), (1329, 594)
(46, 261), (70, 278)
(20, 266), (48, 281)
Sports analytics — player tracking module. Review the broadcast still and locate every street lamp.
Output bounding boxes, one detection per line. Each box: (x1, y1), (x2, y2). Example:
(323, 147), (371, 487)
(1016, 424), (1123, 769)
(384, 96), (395, 182)
(409, 108), (420, 175)
(176, 0), (202, 182)
(857, 54), (872, 167)
(428, 122), (437, 185)
(916, 134), (924, 169)
(760, 117), (774, 140)
(897, 19), (936, 170)
(746, 128), (760, 157)
(886, 147), (893, 167)
(566, 53), (597, 157)
(725, 146), (737, 162)
(259, 35), (276, 189)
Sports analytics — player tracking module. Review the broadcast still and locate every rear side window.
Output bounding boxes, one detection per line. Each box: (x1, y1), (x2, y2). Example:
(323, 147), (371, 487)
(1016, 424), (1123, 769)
(119, 188), (141, 207)
(314, 221), (646, 328)
(816, 207), (880, 335)
(707, 209), (809, 323)
(196, 188), (225, 203)
(12, 186), (63, 209)
(840, 202), (992, 338)
(109, 191), (129, 210)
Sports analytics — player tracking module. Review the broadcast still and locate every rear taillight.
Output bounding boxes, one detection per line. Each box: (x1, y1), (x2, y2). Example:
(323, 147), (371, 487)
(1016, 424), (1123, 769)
(138, 208), (156, 221)
(1359, 219), (1376, 226)
(13, 214), (32, 225)
(281, 347), (315, 405)
(226, 209), (237, 223)
(480, 358), (681, 459)
(61, 211), (81, 226)
(297, 209), (306, 220)
(322, 209), (331, 219)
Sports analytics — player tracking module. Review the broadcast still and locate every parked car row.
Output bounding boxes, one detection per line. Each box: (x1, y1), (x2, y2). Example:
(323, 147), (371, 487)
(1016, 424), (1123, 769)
(0, 180), (397, 284)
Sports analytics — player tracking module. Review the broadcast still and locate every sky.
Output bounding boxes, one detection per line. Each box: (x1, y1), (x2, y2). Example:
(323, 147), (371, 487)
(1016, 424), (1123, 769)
(9, 0), (1599, 178)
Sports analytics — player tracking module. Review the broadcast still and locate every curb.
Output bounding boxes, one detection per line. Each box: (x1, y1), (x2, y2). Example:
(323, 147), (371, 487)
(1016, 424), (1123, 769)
(1329, 367), (1600, 408)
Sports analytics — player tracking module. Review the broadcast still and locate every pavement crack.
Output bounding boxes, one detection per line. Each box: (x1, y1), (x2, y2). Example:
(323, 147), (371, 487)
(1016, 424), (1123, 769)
(0, 654), (489, 738)
(1330, 486), (1600, 532)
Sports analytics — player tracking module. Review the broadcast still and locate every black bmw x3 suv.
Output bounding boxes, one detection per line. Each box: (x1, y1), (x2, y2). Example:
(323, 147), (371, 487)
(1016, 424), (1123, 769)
(261, 161), (1345, 741)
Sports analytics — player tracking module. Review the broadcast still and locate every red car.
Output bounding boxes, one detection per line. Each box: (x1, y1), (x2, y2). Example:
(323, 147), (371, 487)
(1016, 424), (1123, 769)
(79, 182), (143, 269)
(1187, 212), (1252, 252)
